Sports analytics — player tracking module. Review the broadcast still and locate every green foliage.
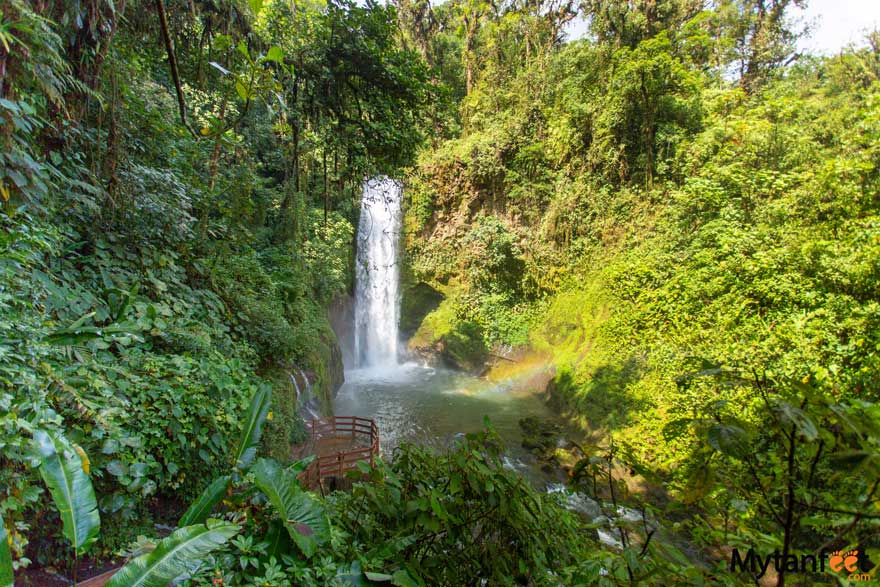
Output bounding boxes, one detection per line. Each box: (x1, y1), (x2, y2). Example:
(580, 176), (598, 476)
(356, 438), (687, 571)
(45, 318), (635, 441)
(401, 3), (880, 582)
(0, 513), (12, 587)
(179, 476), (233, 528)
(0, 0), (413, 570)
(211, 249), (299, 361)
(180, 384), (274, 527)
(32, 430), (100, 557)
(234, 386), (272, 471)
(668, 368), (880, 574)
(180, 428), (717, 587)
(460, 216), (525, 293)
(330, 428), (585, 585)
(299, 210), (356, 303)
(251, 458), (330, 558)
(105, 521), (240, 587)
(4, 0), (879, 581)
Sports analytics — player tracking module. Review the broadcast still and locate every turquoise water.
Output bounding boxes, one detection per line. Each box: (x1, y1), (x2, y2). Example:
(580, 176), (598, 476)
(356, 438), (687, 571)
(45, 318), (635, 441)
(333, 362), (566, 484)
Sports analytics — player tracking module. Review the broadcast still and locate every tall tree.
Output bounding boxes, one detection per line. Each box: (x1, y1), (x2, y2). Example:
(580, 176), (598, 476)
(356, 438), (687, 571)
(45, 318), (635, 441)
(582, 0), (702, 49)
(719, 0), (806, 91)
(459, 0), (492, 94)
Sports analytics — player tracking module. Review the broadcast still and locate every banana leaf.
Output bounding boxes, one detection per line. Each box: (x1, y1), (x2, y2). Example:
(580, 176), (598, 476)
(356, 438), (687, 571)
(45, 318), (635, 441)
(252, 458), (330, 558)
(33, 430), (100, 556)
(233, 385), (271, 471)
(178, 475), (231, 526)
(106, 521), (238, 587)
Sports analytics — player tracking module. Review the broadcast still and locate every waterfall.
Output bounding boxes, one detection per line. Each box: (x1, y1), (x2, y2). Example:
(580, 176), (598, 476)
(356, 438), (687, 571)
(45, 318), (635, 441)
(298, 368), (322, 419)
(291, 368), (321, 419)
(354, 177), (403, 368)
(290, 372), (302, 405)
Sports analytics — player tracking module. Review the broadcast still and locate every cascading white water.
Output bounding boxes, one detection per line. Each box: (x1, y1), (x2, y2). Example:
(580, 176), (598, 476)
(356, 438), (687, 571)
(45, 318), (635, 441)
(290, 368), (321, 418)
(290, 372), (302, 404)
(354, 177), (403, 368)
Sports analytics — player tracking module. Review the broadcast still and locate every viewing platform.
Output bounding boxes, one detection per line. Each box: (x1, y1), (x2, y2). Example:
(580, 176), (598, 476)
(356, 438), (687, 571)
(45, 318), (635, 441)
(295, 416), (380, 492)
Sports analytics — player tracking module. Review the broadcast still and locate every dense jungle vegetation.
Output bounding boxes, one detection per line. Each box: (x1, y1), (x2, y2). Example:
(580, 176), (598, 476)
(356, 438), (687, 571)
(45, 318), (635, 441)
(401, 0), (880, 584)
(0, 0), (878, 584)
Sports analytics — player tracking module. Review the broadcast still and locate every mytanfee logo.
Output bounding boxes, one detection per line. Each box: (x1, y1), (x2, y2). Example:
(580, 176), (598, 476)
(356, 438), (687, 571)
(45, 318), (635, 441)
(729, 548), (874, 582)
(829, 550), (871, 582)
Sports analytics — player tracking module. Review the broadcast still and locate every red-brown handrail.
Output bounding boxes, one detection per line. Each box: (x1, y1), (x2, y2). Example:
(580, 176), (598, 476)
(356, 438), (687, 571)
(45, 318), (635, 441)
(296, 416), (379, 492)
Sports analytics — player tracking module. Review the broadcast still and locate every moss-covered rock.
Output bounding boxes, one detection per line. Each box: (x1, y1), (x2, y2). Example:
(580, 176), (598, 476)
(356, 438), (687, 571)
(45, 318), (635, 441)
(408, 295), (488, 372)
(519, 416), (562, 453)
(440, 319), (488, 372)
(261, 367), (309, 461)
(400, 281), (445, 340)
(303, 326), (344, 414)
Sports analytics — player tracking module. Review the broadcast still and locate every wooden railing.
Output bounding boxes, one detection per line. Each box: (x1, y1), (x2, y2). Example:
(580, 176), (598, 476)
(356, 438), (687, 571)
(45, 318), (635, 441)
(297, 416), (380, 492)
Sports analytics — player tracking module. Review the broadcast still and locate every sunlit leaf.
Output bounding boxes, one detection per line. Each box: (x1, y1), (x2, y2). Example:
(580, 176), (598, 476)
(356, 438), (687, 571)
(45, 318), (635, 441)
(33, 430), (100, 556)
(264, 46), (284, 64)
(106, 522), (238, 587)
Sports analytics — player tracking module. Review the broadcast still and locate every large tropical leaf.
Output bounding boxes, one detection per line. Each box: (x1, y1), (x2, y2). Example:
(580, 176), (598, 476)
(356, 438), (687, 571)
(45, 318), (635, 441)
(335, 561), (367, 585)
(252, 458), (330, 558)
(705, 423), (750, 457)
(0, 513), (13, 587)
(264, 519), (292, 560)
(774, 400), (819, 440)
(105, 521), (239, 587)
(33, 430), (100, 555)
(287, 455), (315, 477)
(233, 385), (271, 471)
(178, 475), (231, 526)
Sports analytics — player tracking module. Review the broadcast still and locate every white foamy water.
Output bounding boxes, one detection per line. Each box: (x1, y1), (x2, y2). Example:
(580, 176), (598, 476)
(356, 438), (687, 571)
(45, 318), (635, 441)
(354, 177), (403, 367)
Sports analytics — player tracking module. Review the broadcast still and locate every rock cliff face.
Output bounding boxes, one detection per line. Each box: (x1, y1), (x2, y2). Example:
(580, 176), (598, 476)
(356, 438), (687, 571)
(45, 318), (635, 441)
(313, 323), (345, 406)
(326, 334), (345, 395)
(329, 294), (355, 369)
(401, 281), (490, 373)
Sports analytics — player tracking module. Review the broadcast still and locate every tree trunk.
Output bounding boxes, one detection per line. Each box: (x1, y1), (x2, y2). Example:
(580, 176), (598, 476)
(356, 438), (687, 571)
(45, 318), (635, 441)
(641, 72), (654, 190)
(208, 100), (228, 191)
(323, 149), (329, 224)
(464, 18), (476, 95)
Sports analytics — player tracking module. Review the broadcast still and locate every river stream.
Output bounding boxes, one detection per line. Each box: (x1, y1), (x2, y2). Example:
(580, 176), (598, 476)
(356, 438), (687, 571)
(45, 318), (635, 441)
(334, 362), (567, 485)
